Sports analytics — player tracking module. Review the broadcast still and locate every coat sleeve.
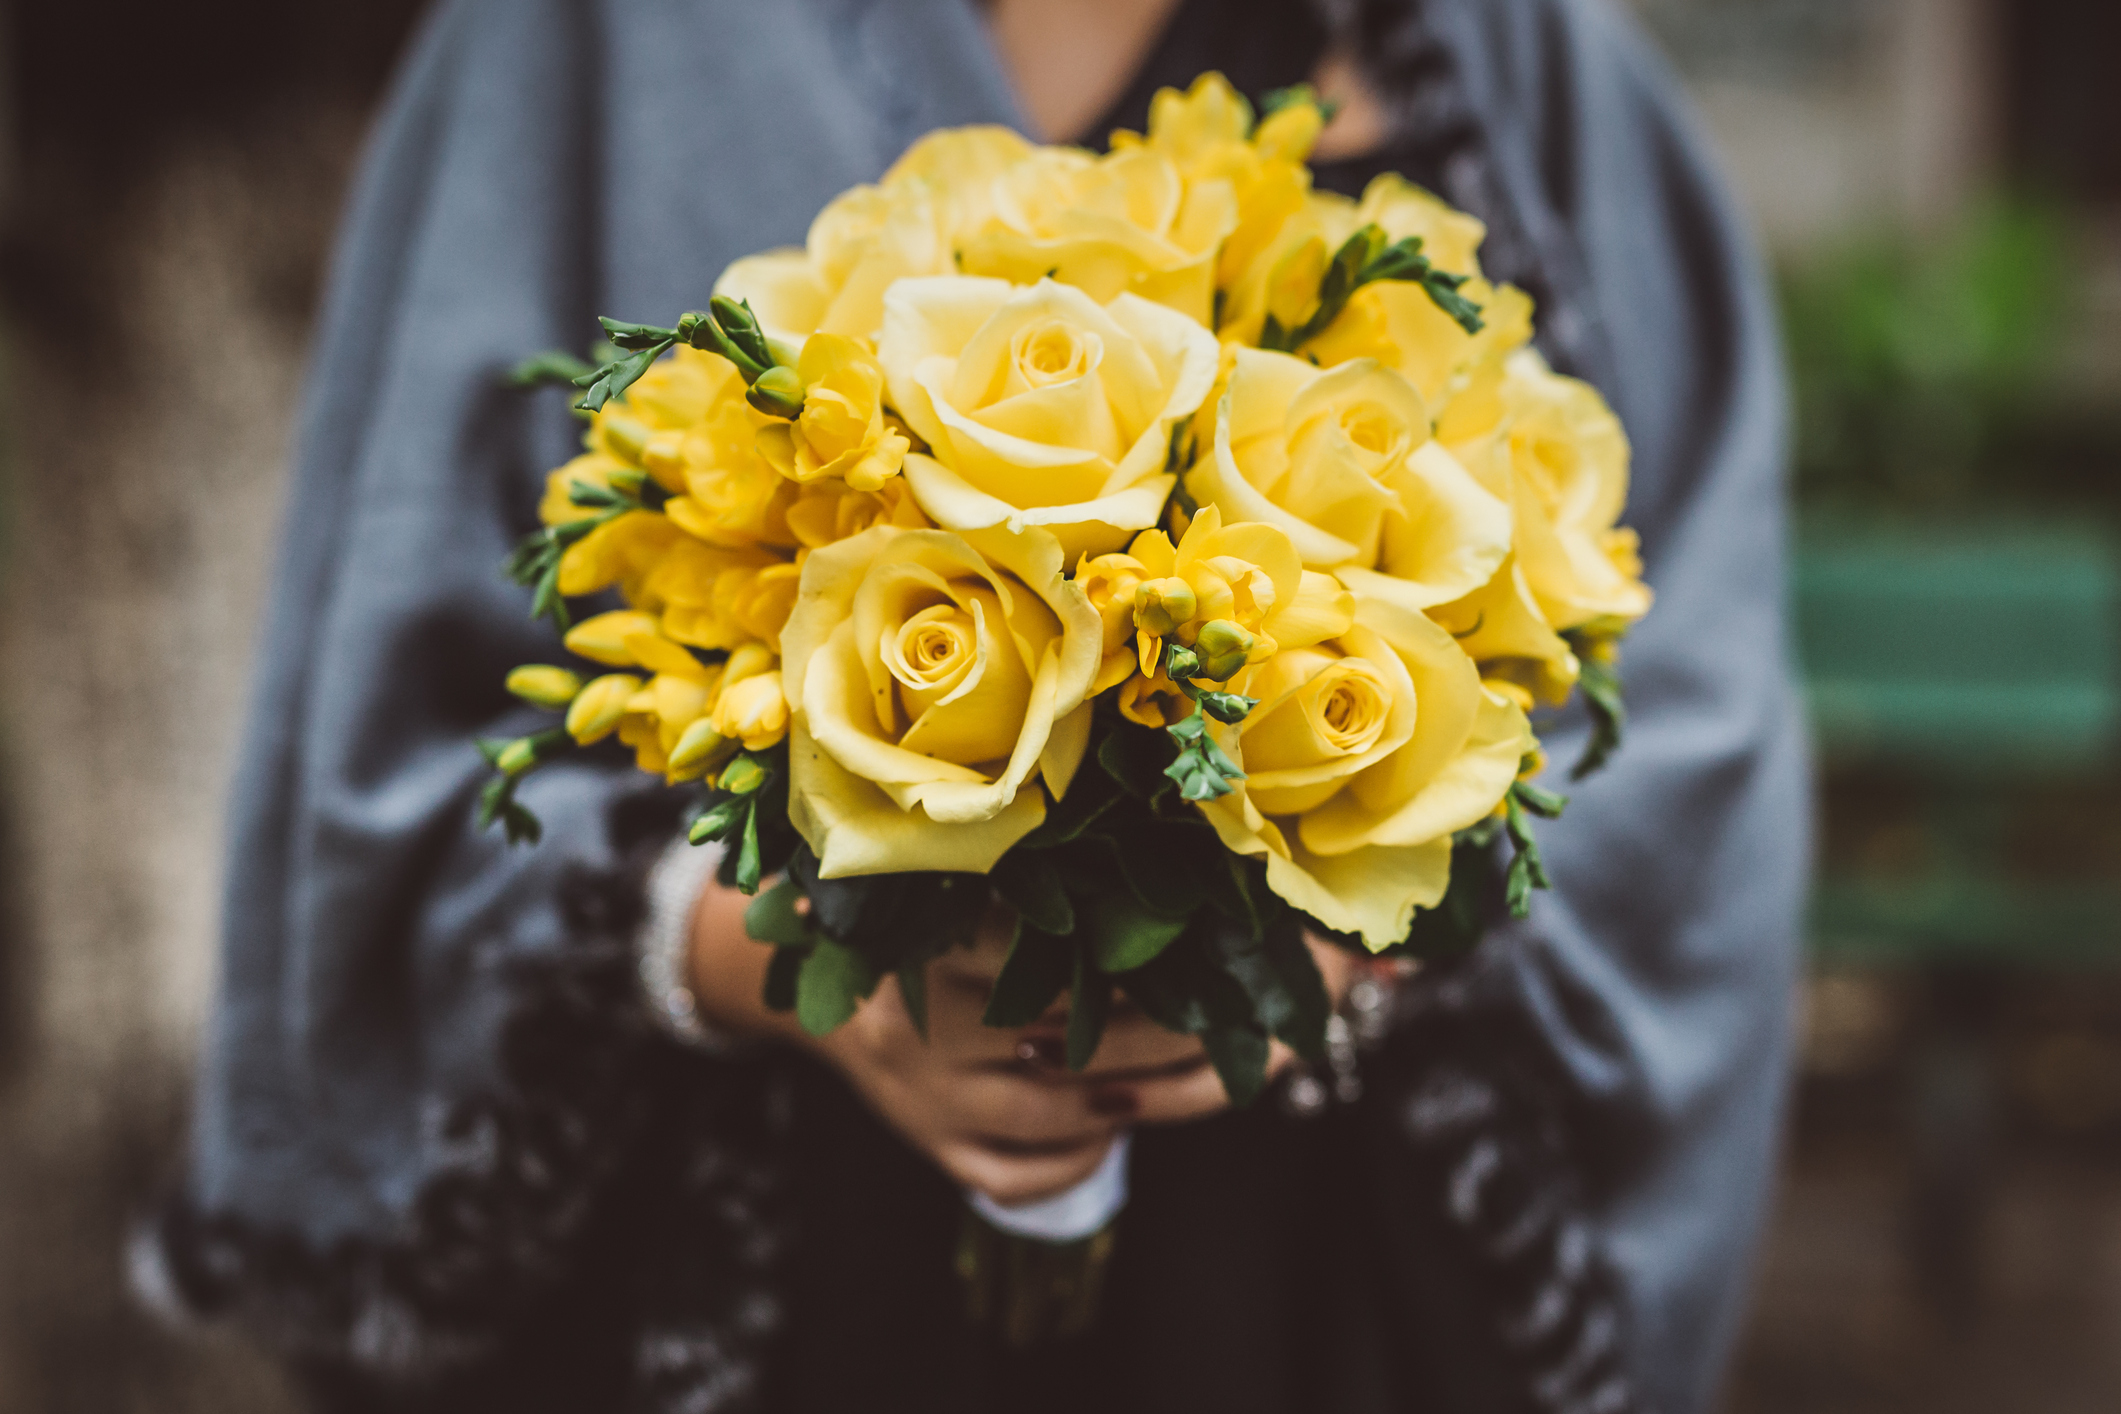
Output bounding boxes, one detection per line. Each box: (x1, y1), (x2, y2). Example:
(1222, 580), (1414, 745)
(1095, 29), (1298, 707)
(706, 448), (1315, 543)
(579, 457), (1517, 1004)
(148, 0), (694, 1380)
(1384, 2), (1812, 1411)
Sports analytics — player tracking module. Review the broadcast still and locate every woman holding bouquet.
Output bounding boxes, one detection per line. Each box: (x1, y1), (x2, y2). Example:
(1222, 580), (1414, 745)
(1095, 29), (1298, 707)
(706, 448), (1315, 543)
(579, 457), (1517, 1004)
(146, 1), (1808, 1412)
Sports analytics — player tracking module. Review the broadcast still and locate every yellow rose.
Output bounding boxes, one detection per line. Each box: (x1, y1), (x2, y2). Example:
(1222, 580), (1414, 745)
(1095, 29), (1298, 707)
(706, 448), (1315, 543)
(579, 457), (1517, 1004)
(715, 126), (1034, 345)
(756, 334), (910, 492)
(1429, 553), (1579, 705)
(1187, 349), (1511, 612)
(1465, 351), (1652, 634)
(956, 144), (1238, 326)
(878, 276), (1219, 560)
(778, 524), (1102, 877)
(1200, 595), (1533, 949)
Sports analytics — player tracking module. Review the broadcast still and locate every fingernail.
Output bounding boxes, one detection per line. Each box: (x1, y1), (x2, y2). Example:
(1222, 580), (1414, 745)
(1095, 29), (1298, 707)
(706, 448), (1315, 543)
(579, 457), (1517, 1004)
(1089, 1086), (1140, 1118)
(1016, 1036), (1065, 1069)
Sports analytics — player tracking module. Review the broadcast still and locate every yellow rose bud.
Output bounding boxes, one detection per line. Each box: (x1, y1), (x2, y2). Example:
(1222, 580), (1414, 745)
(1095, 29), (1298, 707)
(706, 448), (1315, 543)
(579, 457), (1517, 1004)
(566, 674), (642, 745)
(745, 364), (807, 420)
(1193, 619), (1256, 682)
(710, 670), (790, 752)
(1134, 578), (1198, 638)
(721, 641), (777, 688)
(667, 717), (734, 781)
(564, 611), (662, 667)
(505, 665), (583, 710)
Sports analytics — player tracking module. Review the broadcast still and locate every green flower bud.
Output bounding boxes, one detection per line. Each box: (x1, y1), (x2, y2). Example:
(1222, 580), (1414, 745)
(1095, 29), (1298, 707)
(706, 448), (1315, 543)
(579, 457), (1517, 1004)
(745, 364), (807, 420)
(718, 754), (770, 796)
(505, 665), (583, 710)
(1134, 578), (1197, 638)
(689, 797), (746, 845)
(709, 294), (775, 370)
(1193, 619), (1256, 681)
(1163, 644), (1202, 682)
(668, 717), (732, 778)
(494, 737), (541, 776)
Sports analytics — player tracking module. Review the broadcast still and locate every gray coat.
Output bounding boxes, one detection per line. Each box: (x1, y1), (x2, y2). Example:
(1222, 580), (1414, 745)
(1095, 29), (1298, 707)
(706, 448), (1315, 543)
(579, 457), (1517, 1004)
(152, 2), (1808, 1411)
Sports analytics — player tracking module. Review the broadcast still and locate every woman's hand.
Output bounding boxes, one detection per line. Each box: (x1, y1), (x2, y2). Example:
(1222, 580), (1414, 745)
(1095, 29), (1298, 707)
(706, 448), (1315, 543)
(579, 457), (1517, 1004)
(689, 881), (1360, 1207)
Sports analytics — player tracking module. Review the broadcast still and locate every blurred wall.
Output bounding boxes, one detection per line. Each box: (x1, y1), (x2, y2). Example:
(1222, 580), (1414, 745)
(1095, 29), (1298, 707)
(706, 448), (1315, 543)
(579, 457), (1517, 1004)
(0, 8), (426, 1408)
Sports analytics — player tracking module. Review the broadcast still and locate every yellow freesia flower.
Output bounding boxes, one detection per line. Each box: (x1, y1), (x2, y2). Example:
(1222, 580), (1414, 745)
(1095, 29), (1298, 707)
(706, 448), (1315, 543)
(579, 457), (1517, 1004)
(778, 525), (1102, 877)
(878, 276), (1219, 560)
(637, 540), (799, 653)
(1109, 73), (1324, 296)
(755, 334), (910, 492)
(710, 668), (791, 752)
(784, 475), (931, 551)
(1117, 504), (1353, 699)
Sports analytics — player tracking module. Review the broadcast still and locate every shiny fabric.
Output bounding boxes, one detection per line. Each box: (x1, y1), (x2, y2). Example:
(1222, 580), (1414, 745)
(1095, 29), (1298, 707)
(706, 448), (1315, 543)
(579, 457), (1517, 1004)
(167, 2), (1808, 1410)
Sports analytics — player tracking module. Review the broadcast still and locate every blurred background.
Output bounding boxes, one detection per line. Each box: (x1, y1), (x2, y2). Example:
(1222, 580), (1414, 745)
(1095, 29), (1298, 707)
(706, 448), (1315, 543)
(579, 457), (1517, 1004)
(0, 1), (2114, 1410)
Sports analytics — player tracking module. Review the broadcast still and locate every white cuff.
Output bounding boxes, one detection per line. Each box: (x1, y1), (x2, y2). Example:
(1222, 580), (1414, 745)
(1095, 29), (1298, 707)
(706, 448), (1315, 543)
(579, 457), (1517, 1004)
(967, 1131), (1132, 1242)
(636, 832), (730, 1049)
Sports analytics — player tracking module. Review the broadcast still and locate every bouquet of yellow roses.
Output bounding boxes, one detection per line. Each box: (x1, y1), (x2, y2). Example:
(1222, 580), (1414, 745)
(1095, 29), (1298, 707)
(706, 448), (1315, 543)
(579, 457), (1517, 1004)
(480, 74), (1650, 1106)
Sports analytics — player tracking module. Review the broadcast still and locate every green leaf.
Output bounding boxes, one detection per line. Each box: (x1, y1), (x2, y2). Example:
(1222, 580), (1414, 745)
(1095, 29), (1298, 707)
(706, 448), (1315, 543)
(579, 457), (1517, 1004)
(743, 878), (815, 947)
(796, 939), (876, 1036)
(476, 774), (512, 830)
(1259, 926), (1331, 1061)
(1200, 1024), (1272, 1107)
(574, 337), (674, 412)
(1570, 651), (1627, 780)
(1163, 710), (1245, 802)
(1507, 850), (1536, 919)
(984, 925), (1074, 1028)
(1081, 888), (1189, 975)
(508, 349), (596, 388)
(595, 316), (681, 350)
(992, 853), (1075, 936)
(763, 945), (804, 1012)
(1015, 765), (1122, 848)
(1512, 779), (1569, 820)
(898, 962), (930, 1040)
(500, 801), (543, 846)
(1065, 949), (1113, 1072)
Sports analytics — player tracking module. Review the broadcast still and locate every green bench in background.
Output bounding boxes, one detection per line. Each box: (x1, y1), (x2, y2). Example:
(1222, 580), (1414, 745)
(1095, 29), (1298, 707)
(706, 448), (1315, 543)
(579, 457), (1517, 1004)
(1795, 521), (2121, 969)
